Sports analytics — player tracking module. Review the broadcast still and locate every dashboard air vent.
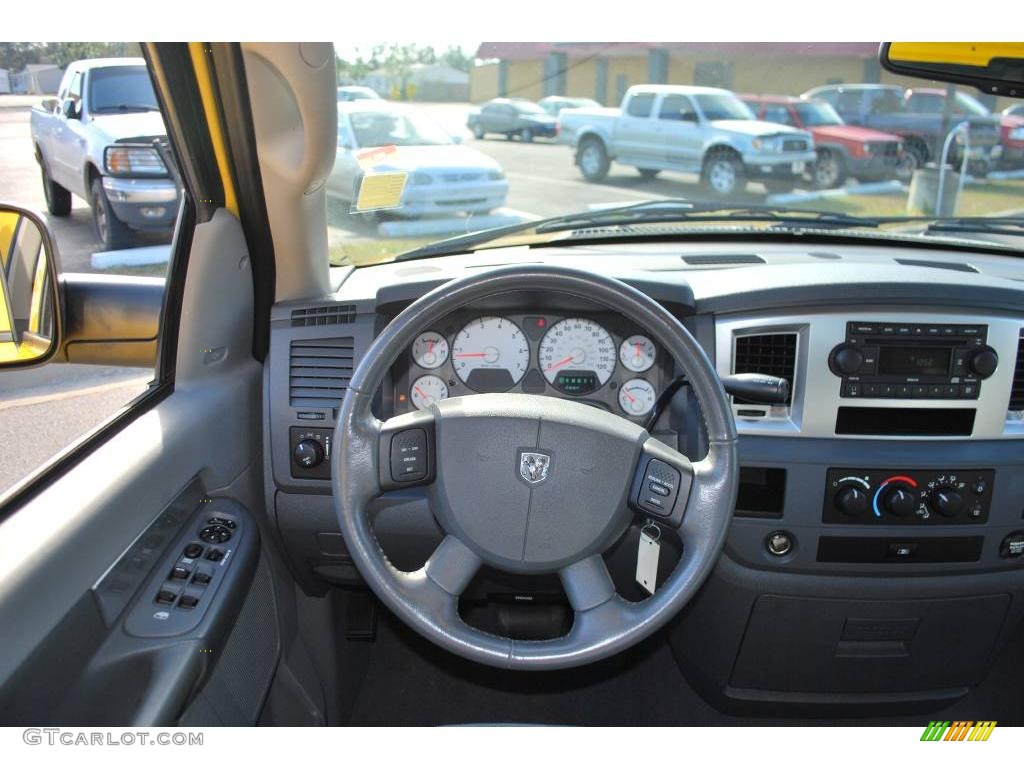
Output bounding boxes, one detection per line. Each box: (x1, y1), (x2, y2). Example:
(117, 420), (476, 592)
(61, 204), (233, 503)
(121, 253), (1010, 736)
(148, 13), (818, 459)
(1010, 334), (1024, 411)
(289, 337), (354, 409)
(733, 333), (797, 405)
(291, 304), (356, 327)
(682, 254), (764, 266)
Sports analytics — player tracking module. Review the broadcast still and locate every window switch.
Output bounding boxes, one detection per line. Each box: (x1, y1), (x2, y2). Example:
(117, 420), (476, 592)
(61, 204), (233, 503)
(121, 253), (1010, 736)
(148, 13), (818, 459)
(170, 565), (190, 580)
(192, 571), (211, 586)
(156, 590), (176, 605)
(178, 594), (199, 609)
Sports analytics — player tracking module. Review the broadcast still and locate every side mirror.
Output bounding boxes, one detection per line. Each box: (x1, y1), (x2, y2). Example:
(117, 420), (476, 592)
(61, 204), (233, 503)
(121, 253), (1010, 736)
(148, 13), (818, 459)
(0, 205), (62, 369)
(61, 98), (80, 120)
(40, 97), (58, 114)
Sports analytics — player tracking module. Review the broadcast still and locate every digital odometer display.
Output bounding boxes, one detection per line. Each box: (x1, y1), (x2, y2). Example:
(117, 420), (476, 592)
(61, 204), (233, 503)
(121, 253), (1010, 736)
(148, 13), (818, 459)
(553, 372), (599, 395)
(878, 346), (952, 376)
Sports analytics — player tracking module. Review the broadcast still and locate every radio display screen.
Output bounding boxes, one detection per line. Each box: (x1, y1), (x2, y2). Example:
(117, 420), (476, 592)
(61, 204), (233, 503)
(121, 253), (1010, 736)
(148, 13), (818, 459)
(878, 346), (952, 376)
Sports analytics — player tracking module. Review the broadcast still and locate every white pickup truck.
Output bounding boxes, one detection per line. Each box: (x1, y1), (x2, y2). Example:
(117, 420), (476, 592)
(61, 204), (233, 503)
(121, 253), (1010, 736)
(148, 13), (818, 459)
(557, 85), (817, 196)
(30, 58), (179, 251)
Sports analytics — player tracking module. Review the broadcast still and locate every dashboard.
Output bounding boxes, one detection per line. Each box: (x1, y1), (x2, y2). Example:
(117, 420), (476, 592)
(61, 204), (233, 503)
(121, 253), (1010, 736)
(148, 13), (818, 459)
(265, 240), (1024, 714)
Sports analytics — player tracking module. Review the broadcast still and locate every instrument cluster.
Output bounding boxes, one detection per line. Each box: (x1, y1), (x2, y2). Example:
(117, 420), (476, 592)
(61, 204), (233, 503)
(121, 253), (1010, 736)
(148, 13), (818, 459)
(390, 312), (670, 421)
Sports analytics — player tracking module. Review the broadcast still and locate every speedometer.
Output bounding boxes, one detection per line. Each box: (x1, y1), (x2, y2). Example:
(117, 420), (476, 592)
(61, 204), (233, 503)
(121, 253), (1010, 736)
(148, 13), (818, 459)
(539, 318), (616, 395)
(452, 316), (529, 392)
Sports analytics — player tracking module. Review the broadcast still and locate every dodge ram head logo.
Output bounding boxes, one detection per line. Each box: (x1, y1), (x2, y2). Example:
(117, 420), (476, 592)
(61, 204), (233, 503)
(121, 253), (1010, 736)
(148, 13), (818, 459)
(519, 451), (551, 484)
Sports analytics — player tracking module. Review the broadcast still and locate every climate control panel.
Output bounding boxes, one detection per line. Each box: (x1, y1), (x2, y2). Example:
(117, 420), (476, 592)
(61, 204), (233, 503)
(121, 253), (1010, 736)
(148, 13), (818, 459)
(823, 468), (994, 525)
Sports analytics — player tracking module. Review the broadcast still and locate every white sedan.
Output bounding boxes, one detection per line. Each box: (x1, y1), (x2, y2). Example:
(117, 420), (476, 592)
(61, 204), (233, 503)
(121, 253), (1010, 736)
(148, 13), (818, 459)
(329, 102), (509, 218)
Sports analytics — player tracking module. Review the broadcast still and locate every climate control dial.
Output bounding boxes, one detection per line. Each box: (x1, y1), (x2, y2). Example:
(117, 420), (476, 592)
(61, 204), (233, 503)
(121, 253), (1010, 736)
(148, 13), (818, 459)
(927, 487), (965, 518)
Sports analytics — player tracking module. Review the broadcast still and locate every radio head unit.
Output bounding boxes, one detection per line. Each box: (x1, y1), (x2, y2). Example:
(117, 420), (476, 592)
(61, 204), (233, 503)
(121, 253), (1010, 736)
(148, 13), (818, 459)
(829, 322), (998, 400)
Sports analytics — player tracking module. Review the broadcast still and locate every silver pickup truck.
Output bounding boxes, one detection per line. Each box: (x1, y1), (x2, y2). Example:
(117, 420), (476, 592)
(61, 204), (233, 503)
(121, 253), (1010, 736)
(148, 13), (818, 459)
(30, 57), (179, 251)
(558, 85), (817, 196)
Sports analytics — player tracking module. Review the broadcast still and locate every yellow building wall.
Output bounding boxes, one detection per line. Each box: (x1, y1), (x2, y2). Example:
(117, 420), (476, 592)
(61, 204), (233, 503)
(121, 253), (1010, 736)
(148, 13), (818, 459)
(470, 62), (499, 103)
(602, 57), (650, 104)
(726, 57), (867, 96)
(564, 58), (598, 99)
(505, 60), (544, 100)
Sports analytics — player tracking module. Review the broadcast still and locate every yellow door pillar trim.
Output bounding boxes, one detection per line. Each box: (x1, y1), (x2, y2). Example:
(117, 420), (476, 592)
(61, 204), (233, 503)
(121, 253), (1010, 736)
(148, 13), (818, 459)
(188, 42), (239, 216)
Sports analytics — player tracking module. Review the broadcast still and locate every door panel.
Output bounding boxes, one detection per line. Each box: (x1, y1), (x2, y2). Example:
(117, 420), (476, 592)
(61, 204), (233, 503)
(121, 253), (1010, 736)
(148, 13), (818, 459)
(0, 212), (268, 725)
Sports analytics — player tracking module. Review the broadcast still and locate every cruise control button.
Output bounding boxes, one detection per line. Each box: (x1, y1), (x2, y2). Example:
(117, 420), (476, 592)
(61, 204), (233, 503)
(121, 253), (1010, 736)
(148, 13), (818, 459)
(649, 481), (671, 497)
(390, 428), (428, 483)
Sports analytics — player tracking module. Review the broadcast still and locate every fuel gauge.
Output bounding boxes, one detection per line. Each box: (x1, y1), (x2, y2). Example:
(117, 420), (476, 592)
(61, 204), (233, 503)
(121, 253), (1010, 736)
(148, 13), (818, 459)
(619, 378), (656, 416)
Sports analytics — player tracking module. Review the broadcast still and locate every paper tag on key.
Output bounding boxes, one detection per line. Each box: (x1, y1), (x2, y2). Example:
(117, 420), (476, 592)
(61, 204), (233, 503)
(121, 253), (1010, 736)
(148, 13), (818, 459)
(635, 522), (661, 595)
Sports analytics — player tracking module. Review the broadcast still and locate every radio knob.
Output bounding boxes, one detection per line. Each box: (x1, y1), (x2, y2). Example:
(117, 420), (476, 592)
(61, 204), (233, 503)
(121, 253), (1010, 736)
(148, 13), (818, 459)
(966, 346), (998, 379)
(831, 345), (864, 376)
(834, 485), (869, 517)
(883, 486), (917, 517)
(929, 488), (964, 518)
(293, 439), (324, 468)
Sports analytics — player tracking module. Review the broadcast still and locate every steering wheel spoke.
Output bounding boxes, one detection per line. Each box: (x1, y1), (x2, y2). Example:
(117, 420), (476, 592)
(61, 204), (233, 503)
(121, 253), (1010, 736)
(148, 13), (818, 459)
(424, 534), (482, 597)
(560, 553), (617, 612)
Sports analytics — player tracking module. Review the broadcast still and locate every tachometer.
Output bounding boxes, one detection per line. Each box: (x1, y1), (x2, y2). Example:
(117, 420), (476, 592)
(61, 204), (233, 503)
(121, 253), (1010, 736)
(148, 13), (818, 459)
(452, 316), (529, 392)
(620, 334), (656, 372)
(539, 318), (616, 395)
(410, 375), (448, 410)
(411, 331), (449, 369)
(619, 378), (656, 416)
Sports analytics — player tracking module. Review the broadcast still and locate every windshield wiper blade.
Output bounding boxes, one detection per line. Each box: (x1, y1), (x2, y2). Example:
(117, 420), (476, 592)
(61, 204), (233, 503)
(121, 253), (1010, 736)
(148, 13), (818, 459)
(924, 216), (1024, 236)
(531, 199), (890, 233)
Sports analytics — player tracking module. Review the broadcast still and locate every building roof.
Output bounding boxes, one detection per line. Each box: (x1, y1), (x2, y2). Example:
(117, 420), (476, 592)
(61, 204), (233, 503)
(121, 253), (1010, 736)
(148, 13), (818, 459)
(475, 42), (881, 61)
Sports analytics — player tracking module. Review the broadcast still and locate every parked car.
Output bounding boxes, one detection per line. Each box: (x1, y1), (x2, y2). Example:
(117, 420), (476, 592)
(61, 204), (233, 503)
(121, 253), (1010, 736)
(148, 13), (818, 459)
(557, 84), (816, 195)
(466, 98), (558, 142)
(337, 85), (382, 101)
(328, 101), (508, 217)
(1004, 104), (1024, 119)
(741, 94), (910, 188)
(538, 95), (601, 116)
(803, 84), (1002, 175)
(29, 57), (179, 250)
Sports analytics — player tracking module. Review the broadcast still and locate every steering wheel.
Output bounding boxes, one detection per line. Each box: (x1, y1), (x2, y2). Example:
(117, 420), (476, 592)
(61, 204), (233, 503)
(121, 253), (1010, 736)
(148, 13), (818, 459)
(333, 265), (737, 670)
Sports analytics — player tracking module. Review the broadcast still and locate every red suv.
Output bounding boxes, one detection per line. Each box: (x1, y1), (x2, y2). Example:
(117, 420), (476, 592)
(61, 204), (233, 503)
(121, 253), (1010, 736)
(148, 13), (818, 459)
(741, 94), (910, 188)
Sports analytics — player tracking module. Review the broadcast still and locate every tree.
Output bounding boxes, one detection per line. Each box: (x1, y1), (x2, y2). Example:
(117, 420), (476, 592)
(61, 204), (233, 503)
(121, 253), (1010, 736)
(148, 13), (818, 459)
(43, 42), (141, 70)
(0, 43), (44, 72)
(440, 46), (473, 73)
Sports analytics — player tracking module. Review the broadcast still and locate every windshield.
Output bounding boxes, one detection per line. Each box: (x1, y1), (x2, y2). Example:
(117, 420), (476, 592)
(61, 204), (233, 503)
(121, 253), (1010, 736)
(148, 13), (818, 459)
(325, 42), (1024, 268)
(793, 101), (842, 126)
(693, 93), (755, 121)
(88, 66), (158, 113)
(347, 109), (453, 147)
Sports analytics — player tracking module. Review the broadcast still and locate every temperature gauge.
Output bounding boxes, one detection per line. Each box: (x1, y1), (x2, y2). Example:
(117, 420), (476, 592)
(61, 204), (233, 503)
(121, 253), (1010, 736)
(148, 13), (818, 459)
(411, 332), (449, 369)
(410, 375), (449, 410)
(619, 378), (656, 416)
(620, 335), (656, 372)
